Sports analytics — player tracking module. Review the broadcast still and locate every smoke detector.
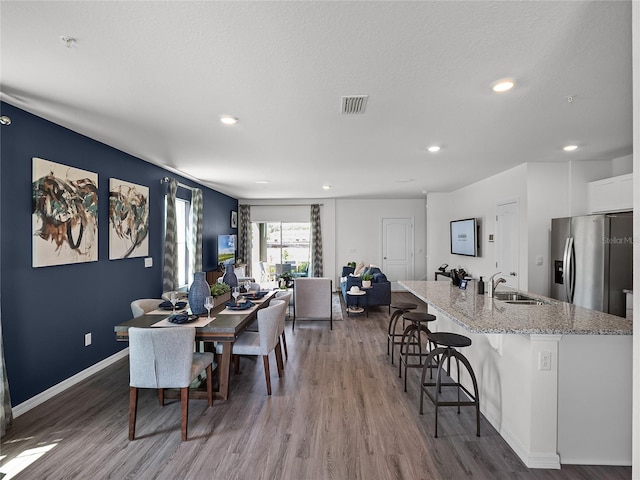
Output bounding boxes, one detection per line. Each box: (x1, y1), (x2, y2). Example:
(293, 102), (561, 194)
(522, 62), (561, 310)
(341, 95), (368, 114)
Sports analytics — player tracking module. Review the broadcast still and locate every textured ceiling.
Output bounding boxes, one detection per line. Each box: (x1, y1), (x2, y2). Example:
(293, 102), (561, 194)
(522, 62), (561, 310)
(0, 1), (633, 199)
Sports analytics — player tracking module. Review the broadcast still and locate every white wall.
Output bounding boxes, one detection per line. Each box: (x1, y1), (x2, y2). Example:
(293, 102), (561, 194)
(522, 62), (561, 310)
(335, 198), (427, 287)
(240, 197), (428, 291)
(239, 199), (337, 286)
(526, 162), (570, 295)
(568, 159), (614, 216)
(612, 154), (633, 177)
(427, 164), (529, 288)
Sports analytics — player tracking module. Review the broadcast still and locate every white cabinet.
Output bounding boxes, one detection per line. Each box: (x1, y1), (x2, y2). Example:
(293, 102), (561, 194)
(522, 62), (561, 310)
(587, 173), (633, 213)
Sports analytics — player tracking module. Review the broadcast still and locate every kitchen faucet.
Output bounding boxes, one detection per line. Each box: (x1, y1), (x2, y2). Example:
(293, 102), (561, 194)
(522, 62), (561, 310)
(487, 272), (507, 298)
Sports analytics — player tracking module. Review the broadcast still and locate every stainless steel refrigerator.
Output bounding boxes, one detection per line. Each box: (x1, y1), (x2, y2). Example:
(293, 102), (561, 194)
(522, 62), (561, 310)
(550, 212), (632, 317)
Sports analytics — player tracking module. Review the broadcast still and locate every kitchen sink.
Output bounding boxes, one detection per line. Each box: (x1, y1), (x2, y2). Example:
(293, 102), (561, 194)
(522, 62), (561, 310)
(492, 291), (553, 305)
(492, 292), (535, 301)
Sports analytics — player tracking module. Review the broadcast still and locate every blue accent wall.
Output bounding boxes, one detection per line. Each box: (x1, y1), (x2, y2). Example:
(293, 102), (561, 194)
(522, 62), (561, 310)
(0, 102), (238, 405)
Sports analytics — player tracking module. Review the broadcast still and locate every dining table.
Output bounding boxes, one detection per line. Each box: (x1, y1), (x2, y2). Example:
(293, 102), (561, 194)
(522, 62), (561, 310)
(114, 289), (278, 401)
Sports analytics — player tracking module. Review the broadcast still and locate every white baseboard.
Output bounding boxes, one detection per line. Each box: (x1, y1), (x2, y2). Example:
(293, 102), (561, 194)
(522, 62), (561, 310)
(12, 348), (129, 418)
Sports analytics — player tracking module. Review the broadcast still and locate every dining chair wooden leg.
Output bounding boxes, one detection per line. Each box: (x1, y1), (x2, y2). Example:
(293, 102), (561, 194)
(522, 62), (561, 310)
(262, 355), (272, 395)
(128, 386), (138, 441)
(274, 340), (284, 376)
(158, 388), (164, 406)
(180, 387), (189, 441)
(206, 364), (213, 407)
(233, 354), (240, 374)
(281, 332), (288, 359)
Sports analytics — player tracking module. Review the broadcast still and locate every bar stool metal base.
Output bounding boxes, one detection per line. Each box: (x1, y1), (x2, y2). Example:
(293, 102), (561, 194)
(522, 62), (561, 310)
(398, 312), (437, 392)
(419, 332), (480, 438)
(387, 302), (418, 364)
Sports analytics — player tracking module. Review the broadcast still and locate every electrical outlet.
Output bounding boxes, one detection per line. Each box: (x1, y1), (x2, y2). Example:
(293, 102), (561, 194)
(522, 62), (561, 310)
(144, 257), (153, 268)
(84, 332), (92, 347)
(538, 351), (551, 370)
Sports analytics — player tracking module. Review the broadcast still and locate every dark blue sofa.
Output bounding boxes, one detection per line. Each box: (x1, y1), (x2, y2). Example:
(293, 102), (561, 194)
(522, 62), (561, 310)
(340, 266), (391, 313)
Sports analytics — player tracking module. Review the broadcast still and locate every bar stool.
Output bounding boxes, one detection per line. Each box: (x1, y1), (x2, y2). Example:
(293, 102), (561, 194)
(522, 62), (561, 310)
(387, 302), (418, 364)
(419, 331), (480, 438)
(398, 312), (437, 392)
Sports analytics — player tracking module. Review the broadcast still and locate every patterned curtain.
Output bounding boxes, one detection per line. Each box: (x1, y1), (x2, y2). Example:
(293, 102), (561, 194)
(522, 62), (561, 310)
(1, 308), (12, 437)
(238, 204), (251, 276)
(310, 204), (323, 277)
(189, 188), (203, 275)
(162, 179), (178, 292)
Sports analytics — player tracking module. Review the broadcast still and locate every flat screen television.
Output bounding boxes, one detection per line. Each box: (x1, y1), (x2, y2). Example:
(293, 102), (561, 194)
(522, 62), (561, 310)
(450, 218), (477, 257)
(217, 234), (236, 266)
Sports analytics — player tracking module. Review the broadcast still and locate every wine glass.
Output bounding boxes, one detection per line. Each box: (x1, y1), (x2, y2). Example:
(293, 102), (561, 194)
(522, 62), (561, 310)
(245, 280), (252, 293)
(170, 292), (179, 313)
(232, 287), (240, 305)
(204, 295), (214, 319)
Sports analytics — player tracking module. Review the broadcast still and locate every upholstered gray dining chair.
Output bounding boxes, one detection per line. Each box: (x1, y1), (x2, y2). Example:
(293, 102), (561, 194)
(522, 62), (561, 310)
(274, 290), (292, 360)
(130, 298), (163, 318)
(217, 299), (287, 395)
(128, 326), (214, 441)
(293, 277), (333, 330)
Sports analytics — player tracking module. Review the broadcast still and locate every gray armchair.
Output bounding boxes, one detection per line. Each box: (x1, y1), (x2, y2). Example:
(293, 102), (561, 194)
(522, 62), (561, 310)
(128, 327), (214, 441)
(293, 277), (333, 330)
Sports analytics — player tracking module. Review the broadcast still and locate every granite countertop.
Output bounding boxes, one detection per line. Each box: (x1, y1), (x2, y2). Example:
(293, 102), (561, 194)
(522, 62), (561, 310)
(399, 281), (632, 335)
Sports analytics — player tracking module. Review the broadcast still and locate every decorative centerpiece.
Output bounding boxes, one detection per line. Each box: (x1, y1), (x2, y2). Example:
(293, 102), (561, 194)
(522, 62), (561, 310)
(361, 272), (373, 289)
(188, 271), (211, 315)
(210, 282), (231, 304)
(222, 264), (238, 287)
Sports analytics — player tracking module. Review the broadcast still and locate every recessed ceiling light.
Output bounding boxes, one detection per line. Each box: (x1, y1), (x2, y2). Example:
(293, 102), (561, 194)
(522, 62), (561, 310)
(427, 145), (440, 153)
(492, 79), (515, 93)
(220, 115), (239, 125)
(255, 180), (270, 184)
(394, 178), (414, 183)
(60, 36), (76, 48)
(322, 185), (332, 190)
(563, 145), (578, 152)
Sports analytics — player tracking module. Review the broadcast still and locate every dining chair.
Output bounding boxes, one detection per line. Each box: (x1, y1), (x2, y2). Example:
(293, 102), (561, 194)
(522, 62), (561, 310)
(217, 300), (286, 395)
(128, 326), (214, 441)
(130, 298), (163, 318)
(274, 290), (292, 360)
(293, 277), (333, 330)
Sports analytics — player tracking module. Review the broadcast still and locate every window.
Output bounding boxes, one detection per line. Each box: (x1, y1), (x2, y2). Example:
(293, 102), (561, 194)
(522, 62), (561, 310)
(251, 222), (310, 278)
(176, 198), (190, 287)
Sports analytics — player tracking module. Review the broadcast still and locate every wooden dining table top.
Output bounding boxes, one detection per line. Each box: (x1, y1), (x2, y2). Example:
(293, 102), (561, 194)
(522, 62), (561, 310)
(114, 289), (278, 342)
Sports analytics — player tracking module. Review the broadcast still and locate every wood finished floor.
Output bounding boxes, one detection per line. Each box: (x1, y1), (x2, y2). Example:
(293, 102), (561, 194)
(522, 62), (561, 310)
(1, 292), (631, 479)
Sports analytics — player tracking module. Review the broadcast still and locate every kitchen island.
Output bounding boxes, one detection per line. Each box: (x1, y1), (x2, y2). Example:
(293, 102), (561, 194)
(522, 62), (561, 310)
(399, 280), (633, 469)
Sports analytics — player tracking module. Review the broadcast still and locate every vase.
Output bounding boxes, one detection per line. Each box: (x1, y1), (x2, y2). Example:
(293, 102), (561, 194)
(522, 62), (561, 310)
(222, 264), (238, 288)
(362, 280), (372, 289)
(188, 271), (211, 315)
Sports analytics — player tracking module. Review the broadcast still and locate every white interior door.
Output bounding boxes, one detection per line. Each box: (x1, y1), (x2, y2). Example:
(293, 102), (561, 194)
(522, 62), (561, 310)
(382, 218), (414, 283)
(495, 201), (519, 289)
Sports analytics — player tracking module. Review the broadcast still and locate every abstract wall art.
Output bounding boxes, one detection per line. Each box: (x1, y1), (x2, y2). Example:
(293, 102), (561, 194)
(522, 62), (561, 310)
(32, 157), (99, 267)
(108, 178), (149, 259)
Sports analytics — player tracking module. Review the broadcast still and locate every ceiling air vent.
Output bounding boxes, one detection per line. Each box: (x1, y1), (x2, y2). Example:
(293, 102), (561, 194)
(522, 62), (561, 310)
(341, 95), (368, 114)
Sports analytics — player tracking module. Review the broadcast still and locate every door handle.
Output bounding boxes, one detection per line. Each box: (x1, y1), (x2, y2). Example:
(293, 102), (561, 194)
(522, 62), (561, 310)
(509, 272), (517, 276)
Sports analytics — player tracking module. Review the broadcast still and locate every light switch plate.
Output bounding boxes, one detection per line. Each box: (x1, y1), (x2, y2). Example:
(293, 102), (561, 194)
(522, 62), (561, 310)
(144, 257), (153, 268)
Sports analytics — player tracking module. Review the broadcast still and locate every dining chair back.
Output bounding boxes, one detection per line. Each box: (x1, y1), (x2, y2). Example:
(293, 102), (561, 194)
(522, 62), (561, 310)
(130, 298), (163, 318)
(217, 300), (285, 395)
(128, 326), (213, 441)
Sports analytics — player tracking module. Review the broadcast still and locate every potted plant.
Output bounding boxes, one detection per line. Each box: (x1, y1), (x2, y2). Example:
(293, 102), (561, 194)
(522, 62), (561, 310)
(361, 272), (373, 289)
(210, 282), (231, 304)
(277, 272), (293, 289)
(347, 261), (356, 268)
